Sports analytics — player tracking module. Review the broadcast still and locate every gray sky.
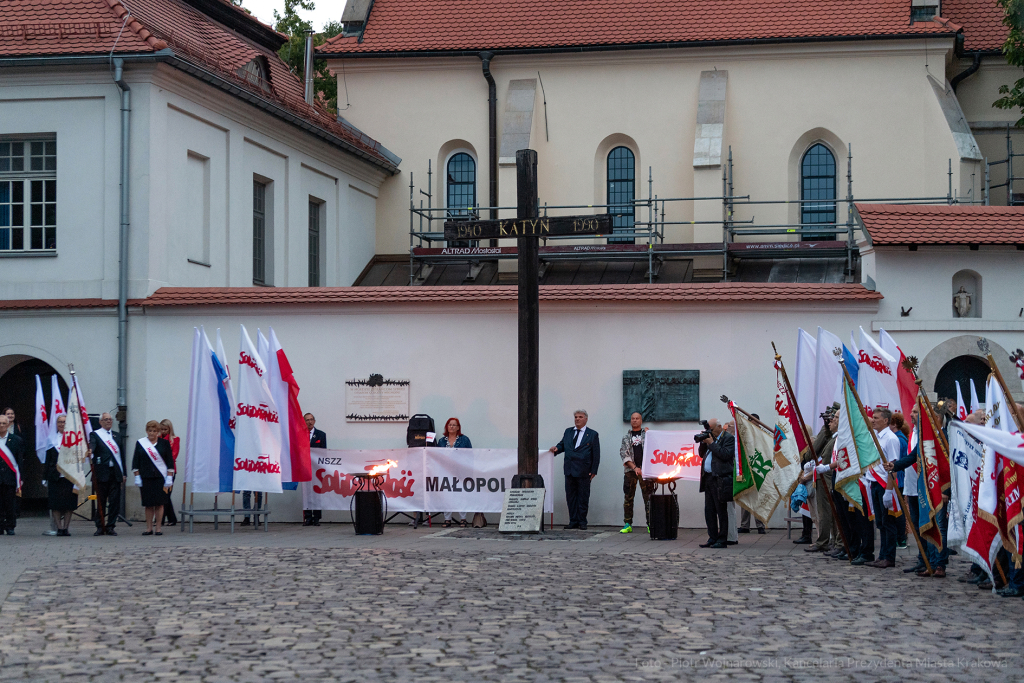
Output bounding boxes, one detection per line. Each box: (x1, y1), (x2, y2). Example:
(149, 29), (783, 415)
(241, 0), (344, 32)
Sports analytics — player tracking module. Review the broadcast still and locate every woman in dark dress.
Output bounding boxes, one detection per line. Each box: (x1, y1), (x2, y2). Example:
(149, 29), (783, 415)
(131, 420), (175, 536)
(159, 419), (180, 526)
(45, 415), (77, 536)
(437, 417), (473, 528)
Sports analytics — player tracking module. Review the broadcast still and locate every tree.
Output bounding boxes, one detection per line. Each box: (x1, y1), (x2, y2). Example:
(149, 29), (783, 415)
(273, 0), (342, 113)
(994, 0), (1024, 125)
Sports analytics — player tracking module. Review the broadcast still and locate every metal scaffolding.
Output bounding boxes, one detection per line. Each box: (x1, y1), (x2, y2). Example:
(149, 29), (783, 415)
(407, 148), (961, 285)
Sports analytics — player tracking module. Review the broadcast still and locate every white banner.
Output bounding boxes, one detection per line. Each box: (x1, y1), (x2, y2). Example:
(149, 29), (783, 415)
(948, 424), (984, 548)
(233, 325), (283, 493)
(641, 430), (702, 481)
(303, 448), (554, 514)
(857, 327), (899, 414)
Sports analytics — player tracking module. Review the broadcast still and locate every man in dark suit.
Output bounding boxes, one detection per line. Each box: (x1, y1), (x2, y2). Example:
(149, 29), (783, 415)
(549, 410), (600, 530)
(698, 418), (735, 548)
(0, 414), (24, 535)
(303, 412), (327, 526)
(89, 412), (123, 536)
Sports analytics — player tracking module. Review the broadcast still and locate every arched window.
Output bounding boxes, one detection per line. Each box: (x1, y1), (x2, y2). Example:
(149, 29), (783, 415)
(800, 143), (836, 241)
(607, 146), (635, 244)
(446, 153), (476, 218)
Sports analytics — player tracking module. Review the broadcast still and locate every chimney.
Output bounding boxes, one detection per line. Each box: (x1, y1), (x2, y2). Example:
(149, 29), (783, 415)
(303, 29), (314, 105)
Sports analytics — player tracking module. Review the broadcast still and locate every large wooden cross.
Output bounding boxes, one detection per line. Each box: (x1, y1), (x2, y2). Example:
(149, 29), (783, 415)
(443, 150), (613, 482)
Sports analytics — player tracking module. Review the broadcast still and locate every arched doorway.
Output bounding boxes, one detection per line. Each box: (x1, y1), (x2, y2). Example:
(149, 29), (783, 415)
(933, 355), (990, 406)
(0, 357), (68, 511)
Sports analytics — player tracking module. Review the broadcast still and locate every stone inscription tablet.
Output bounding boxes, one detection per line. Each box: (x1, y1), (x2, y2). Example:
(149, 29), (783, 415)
(499, 488), (546, 533)
(623, 370), (699, 422)
(345, 376), (410, 422)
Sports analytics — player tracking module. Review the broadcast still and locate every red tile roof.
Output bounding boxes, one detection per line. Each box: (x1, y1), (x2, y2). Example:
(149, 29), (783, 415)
(0, 0), (396, 171)
(856, 203), (1024, 244)
(319, 0), (960, 55)
(139, 283), (882, 306)
(943, 0), (1008, 52)
(0, 298), (124, 310)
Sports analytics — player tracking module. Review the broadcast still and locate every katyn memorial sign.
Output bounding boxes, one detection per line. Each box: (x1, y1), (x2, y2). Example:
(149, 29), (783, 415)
(450, 149), (613, 532)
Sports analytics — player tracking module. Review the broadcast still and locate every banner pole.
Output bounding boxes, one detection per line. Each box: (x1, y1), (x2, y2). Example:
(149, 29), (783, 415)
(180, 480), (188, 532)
(840, 361), (931, 574)
(772, 343), (851, 559)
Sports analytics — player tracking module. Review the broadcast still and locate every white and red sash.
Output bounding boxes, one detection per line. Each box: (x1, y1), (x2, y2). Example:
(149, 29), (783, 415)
(0, 437), (21, 489)
(96, 429), (122, 474)
(138, 438), (168, 479)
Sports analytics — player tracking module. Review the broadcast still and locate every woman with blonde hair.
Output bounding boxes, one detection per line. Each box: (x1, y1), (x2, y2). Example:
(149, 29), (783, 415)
(132, 420), (175, 535)
(159, 419), (180, 526)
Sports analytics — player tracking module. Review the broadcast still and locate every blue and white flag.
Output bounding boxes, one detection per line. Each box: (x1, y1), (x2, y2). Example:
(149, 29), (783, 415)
(184, 327), (235, 493)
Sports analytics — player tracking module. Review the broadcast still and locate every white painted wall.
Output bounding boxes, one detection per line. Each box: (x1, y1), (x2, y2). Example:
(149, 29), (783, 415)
(0, 63), (388, 301)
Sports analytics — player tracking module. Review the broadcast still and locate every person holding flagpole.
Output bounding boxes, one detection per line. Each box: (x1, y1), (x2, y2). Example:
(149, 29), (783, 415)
(90, 412), (123, 536)
(132, 420), (175, 536)
(865, 407), (902, 568)
(44, 415), (77, 536)
(0, 414), (25, 535)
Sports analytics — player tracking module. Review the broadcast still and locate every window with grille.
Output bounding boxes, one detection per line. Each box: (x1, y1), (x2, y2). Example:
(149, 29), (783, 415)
(308, 200), (321, 287)
(0, 138), (56, 251)
(446, 153), (476, 218)
(607, 146), (635, 244)
(800, 143), (836, 241)
(253, 180), (267, 284)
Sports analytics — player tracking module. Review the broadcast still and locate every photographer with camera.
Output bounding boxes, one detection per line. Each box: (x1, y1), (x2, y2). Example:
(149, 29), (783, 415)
(697, 419), (735, 549)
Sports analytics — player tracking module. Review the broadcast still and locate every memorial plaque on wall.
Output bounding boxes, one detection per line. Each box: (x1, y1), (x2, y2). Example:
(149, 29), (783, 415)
(345, 375), (410, 422)
(622, 370), (699, 422)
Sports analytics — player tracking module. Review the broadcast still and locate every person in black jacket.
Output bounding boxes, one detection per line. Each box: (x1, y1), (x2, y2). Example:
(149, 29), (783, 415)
(549, 410), (600, 530)
(698, 419), (735, 548)
(45, 415), (78, 536)
(302, 413), (327, 526)
(0, 414), (24, 535)
(89, 412), (123, 536)
(131, 420), (175, 536)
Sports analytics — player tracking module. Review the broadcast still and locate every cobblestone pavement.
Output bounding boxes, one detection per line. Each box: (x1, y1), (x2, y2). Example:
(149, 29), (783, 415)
(1, 518), (1023, 681)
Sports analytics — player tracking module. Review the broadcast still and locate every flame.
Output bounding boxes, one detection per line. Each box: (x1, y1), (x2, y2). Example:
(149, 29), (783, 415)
(657, 465), (682, 480)
(366, 459), (398, 477)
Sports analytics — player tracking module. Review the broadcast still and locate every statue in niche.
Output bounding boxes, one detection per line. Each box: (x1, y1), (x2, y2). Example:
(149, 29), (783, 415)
(954, 286), (972, 318)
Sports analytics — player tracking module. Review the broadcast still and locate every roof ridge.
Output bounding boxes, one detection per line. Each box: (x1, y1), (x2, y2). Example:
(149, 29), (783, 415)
(102, 0), (168, 50)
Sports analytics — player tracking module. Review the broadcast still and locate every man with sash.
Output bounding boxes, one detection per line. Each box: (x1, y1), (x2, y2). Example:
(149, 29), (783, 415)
(0, 415), (24, 535)
(90, 412), (123, 536)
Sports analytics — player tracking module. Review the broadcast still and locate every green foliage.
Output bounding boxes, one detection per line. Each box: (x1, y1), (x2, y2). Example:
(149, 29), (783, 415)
(273, 0), (343, 112)
(994, 0), (1024, 126)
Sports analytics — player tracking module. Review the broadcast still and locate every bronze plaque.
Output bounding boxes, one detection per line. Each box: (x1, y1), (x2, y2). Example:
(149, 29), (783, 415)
(622, 370), (700, 422)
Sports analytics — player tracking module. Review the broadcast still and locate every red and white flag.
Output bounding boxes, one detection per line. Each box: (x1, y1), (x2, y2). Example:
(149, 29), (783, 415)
(72, 375), (92, 443)
(47, 374), (65, 450)
(970, 378), (982, 414)
(57, 375), (90, 494)
(955, 381), (968, 420)
(268, 328), (312, 484)
(879, 329), (919, 419)
(233, 325), (282, 494)
(857, 327), (899, 416)
(34, 375), (48, 463)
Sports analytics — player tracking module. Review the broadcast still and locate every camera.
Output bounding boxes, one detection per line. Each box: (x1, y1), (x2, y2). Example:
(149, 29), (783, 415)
(693, 419), (713, 443)
(819, 402), (840, 424)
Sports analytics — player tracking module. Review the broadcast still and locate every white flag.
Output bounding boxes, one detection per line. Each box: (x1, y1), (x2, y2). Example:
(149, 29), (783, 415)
(34, 375), (48, 463)
(185, 327), (236, 493)
(947, 424), (984, 548)
(48, 374), (65, 451)
(856, 327), (899, 415)
(955, 381), (968, 420)
(57, 376), (90, 494)
(970, 378), (983, 413)
(233, 325), (282, 493)
(794, 328), (817, 425)
(813, 327), (844, 422)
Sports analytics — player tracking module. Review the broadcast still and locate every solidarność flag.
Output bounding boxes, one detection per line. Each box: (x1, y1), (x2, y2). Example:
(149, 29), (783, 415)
(234, 325), (282, 494)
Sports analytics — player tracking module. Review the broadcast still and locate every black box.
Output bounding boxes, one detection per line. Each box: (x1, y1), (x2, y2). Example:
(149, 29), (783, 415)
(649, 494), (679, 540)
(353, 491), (384, 535)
